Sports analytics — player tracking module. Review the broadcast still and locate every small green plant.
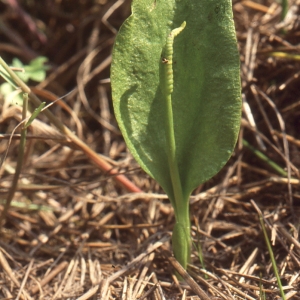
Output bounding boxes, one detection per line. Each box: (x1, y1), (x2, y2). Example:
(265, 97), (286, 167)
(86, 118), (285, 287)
(111, 0), (241, 269)
(0, 58), (47, 227)
(0, 56), (49, 105)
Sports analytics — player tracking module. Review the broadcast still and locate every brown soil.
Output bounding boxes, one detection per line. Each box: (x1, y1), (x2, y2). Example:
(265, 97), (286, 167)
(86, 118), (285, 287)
(0, 0), (300, 299)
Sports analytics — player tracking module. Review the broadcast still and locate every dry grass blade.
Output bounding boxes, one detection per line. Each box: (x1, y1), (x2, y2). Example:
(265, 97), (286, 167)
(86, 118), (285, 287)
(30, 261), (68, 295)
(162, 249), (210, 300)
(107, 235), (170, 284)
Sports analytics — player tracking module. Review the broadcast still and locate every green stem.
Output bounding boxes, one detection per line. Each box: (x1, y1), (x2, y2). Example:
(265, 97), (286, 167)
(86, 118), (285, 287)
(252, 201), (286, 300)
(281, 0), (288, 21)
(164, 90), (190, 270)
(164, 92), (183, 213)
(162, 22), (190, 269)
(0, 93), (28, 229)
(243, 139), (287, 177)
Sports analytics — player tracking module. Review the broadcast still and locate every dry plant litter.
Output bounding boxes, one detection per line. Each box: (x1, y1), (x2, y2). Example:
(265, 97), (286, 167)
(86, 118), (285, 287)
(0, 0), (300, 299)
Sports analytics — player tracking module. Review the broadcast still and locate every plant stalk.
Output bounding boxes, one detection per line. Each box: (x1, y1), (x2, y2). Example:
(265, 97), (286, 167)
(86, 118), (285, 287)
(162, 23), (190, 269)
(251, 200), (286, 300)
(164, 91), (190, 270)
(0, 93), (28, 228)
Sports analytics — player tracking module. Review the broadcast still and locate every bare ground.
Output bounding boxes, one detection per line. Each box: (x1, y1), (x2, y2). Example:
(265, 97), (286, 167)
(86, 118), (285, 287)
(0, 0), (300, 299)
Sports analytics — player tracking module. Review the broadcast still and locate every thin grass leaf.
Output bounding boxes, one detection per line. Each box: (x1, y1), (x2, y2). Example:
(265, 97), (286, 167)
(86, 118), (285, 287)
(0, 65), (18, 88)
(24, 102), (46, 129)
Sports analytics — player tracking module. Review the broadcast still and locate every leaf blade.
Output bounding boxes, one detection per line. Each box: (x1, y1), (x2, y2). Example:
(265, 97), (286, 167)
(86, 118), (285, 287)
(111, 0), (241, 200)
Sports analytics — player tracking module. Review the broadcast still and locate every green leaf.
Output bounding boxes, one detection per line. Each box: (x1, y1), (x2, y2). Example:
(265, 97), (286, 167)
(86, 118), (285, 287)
(0, 82), (23, 106)
(12, 57), (49, 82)
(111, 0), (241, 202)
